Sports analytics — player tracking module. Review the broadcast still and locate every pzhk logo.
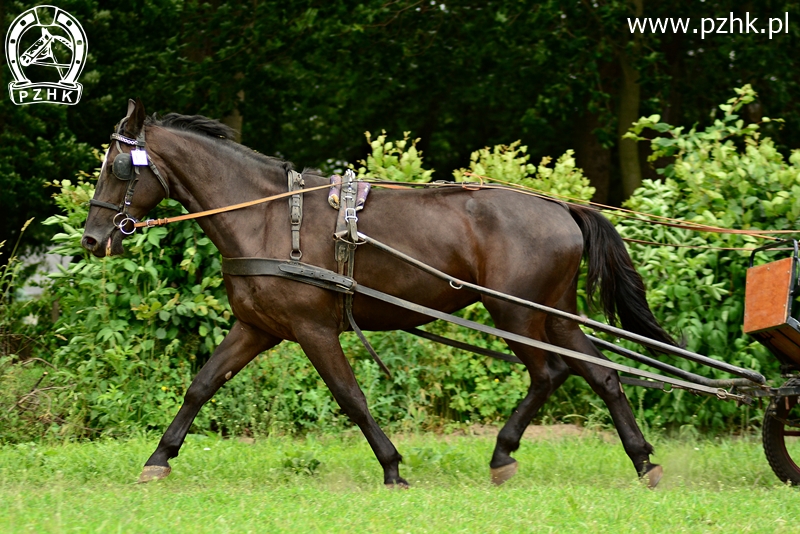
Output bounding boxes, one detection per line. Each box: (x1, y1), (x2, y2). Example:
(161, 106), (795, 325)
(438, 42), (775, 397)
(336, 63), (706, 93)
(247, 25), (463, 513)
(5, 5), (87, 105)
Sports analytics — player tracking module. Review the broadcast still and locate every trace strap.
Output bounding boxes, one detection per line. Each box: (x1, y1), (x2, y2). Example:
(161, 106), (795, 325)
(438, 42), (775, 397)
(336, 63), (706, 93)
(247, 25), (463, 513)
(219, 256), (749, 401)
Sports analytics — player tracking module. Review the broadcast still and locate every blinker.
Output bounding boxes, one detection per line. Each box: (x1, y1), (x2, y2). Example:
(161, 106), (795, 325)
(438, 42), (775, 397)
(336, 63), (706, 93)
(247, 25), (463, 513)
(112, 153), (134, 180)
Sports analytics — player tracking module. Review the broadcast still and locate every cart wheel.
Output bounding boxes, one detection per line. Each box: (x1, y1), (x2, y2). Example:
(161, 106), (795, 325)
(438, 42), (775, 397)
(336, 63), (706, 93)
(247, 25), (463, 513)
(763, 379), (800, 485)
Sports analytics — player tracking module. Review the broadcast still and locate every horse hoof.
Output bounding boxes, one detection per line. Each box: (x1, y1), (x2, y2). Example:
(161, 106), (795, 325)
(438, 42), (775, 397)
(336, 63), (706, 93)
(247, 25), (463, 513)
(384, 480), (409, 490)
(490, 460), (518, 486)
(643, 464), (663, 489)
(137, 465), (171, 484)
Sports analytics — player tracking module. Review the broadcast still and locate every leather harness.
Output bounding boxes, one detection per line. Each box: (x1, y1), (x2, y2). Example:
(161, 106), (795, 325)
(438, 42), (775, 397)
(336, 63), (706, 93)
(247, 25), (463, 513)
(223, 167), (391, 376)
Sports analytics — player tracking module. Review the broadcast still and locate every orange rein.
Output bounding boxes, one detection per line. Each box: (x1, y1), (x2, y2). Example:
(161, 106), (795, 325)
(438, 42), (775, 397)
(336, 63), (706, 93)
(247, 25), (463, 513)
(134, 177), (798, 252)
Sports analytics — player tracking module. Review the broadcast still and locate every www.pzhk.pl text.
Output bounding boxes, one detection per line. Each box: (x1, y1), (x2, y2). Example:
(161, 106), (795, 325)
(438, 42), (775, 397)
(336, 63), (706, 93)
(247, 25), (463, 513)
(628, 13), (790, 39)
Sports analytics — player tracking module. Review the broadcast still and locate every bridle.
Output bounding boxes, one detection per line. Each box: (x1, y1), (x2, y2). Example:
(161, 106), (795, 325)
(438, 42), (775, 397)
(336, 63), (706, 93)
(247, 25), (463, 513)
(89, 121), (170, 235)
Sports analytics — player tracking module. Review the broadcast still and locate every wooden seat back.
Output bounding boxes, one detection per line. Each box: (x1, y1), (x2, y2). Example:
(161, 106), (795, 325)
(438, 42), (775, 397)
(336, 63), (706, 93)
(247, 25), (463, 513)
(744, 257), (795, 334)
(744, 242), (800, 370)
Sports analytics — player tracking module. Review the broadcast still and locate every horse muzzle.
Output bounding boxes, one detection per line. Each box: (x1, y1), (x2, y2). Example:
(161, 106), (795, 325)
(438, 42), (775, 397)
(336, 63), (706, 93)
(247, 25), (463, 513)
(81, 230), (124, 257)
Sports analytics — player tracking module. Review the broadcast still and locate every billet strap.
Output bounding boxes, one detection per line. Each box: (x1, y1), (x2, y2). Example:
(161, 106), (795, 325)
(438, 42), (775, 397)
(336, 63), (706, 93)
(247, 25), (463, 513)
(89, 198), (122, 212)
(288, 170), (304, 261)
(343, 169), (358, 242)
(135, 128), (170, 199)
(149, 159), (170, 199)
(333, 170), (362, 262)
(111, 133), (141, 146)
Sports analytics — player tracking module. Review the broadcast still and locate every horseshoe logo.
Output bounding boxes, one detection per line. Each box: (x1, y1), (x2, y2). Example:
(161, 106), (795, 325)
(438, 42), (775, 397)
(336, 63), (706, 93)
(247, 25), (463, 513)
(5, 5), (87, 105)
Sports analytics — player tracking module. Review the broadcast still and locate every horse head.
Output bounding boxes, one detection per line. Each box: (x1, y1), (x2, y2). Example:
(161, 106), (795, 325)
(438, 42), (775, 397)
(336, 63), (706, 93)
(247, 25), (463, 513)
(82, 99), (170, 257)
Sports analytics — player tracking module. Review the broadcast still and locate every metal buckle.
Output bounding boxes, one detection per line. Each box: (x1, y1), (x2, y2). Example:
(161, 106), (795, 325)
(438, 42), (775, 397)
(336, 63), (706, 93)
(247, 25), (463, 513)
(345, 208), (358, 222)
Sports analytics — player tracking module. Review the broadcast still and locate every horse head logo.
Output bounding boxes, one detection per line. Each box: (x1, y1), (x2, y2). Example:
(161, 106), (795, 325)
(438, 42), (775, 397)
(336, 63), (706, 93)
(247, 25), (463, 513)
(5, 5), (87, 105)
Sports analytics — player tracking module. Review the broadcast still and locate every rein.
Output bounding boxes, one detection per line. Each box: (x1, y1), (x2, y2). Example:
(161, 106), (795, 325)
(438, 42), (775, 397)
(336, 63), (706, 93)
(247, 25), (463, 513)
(130, 179), (523, 230)
(112, 156), (795, 251)
(132, 183), (333, 229)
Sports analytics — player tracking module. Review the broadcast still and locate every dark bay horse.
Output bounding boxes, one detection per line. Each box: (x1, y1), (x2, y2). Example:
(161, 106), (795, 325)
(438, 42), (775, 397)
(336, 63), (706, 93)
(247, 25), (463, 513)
(82, 100), (674, 488)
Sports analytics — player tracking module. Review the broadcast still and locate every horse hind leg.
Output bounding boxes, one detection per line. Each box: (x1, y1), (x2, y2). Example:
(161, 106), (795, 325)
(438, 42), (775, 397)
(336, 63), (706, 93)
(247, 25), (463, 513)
(295, 325), (406, 487)
(545, 313), (663, 488)
(489, 339), (570, 485)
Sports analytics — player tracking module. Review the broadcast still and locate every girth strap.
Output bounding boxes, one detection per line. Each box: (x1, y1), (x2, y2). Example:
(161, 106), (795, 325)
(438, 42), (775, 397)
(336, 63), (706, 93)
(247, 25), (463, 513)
(221, 257), (354, 293)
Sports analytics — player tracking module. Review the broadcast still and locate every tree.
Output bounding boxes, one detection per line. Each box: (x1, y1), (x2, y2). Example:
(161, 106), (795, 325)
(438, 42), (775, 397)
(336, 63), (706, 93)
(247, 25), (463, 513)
(4, 0), (800, 258)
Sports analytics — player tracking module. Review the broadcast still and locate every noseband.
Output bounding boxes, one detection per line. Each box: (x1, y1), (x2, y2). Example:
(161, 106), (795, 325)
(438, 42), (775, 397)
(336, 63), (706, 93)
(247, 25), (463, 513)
(89, 125), (170, 235)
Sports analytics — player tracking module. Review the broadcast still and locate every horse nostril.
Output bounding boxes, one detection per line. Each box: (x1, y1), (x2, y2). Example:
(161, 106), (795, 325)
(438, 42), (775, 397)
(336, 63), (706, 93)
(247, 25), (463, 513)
(81, 235), (98, 250)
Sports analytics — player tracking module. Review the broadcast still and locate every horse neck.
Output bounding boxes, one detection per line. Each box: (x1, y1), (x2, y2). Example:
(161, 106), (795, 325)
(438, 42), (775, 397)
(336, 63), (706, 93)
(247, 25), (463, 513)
(152, 127), (287, 258)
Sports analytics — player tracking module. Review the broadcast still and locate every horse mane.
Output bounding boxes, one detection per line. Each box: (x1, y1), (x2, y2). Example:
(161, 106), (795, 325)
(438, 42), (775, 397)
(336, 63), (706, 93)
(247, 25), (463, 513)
(150, 113), (238, 140)
(148, 113), (298, 173)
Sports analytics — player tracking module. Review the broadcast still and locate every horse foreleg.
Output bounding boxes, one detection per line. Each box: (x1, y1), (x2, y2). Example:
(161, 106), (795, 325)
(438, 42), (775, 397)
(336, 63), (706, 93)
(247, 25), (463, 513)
(548, 319), (662, 488)
(138, 321), (279, 483)
(296, 327), (406, 487)
(489, 344), (570, 485)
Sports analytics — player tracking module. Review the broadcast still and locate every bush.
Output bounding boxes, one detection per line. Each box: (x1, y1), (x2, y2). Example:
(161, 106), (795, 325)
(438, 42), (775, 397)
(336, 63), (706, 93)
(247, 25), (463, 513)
(619, 85), (799, 429)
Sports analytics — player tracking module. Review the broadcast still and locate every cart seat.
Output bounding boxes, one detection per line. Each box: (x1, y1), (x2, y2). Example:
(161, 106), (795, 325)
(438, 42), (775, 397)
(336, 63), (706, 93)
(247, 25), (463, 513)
(744, 241), (800, 371)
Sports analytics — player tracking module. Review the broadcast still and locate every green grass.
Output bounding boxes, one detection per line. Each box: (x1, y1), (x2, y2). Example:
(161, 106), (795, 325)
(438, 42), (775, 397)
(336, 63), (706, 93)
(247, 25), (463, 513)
(0, 429), (797, 533)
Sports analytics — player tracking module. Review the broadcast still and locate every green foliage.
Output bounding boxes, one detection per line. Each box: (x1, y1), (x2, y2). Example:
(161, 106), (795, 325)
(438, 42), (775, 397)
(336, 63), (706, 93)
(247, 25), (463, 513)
(618, 85), (799, 429)
(282, 448), (321, 477)
(453, 141), (596, 200)
(30, 173), (233, 438)
(354, 131), (434, 182)
(0, 220), (70, 443)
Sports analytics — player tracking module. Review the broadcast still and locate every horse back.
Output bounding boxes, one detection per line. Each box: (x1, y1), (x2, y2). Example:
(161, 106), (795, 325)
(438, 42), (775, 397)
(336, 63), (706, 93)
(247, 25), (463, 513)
(347, 187), (585, 329)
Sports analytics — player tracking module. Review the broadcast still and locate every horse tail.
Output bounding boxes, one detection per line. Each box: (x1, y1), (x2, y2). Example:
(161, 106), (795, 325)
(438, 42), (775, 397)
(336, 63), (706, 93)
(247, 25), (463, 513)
(568, 204), (677, 346)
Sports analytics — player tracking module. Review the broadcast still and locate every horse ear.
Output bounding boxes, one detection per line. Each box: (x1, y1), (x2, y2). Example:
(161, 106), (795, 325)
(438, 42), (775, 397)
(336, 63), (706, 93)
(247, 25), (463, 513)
(126, 99), (136, 118)
(126, 98), (146, 137)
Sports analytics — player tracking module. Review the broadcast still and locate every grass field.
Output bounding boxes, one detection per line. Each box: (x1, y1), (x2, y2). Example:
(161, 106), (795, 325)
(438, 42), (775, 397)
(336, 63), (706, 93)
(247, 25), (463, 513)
(1, 426), (797, 533)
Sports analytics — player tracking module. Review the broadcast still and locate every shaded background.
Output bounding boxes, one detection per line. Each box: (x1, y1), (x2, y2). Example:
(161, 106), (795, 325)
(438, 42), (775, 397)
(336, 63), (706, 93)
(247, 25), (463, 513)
(2, 0), (800, 256)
